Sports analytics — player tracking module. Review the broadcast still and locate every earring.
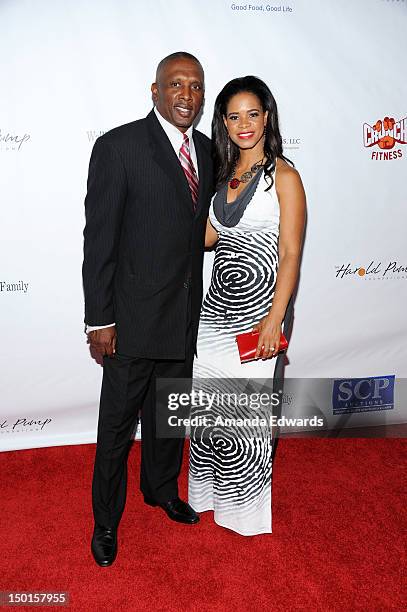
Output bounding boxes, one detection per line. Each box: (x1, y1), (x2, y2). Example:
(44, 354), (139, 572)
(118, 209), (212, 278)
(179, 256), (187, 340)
(227, 137), (231, 162)
(263, 126), (267, 136)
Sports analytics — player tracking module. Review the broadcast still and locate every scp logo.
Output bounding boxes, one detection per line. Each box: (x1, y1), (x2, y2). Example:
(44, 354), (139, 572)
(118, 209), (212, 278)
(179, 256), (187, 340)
(332, 375), (395, 414)
(363, 116), (407, 160)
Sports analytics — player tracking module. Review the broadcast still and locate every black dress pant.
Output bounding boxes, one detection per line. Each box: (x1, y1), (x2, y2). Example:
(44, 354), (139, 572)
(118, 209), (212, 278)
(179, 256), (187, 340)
(92, 296), (194, 529)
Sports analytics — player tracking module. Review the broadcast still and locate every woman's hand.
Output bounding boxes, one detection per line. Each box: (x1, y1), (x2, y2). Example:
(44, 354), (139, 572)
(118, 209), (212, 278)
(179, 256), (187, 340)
(252, 314), (282, 360)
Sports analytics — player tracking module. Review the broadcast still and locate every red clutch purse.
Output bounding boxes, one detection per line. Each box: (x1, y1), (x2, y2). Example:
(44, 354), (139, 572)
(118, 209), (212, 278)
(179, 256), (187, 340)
(236, 330), (288, 363)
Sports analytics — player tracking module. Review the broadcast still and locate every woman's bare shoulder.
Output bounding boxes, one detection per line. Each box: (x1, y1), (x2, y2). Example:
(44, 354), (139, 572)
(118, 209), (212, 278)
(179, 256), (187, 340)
(275, 157), (303, 193)
(275, 157), (300, 177)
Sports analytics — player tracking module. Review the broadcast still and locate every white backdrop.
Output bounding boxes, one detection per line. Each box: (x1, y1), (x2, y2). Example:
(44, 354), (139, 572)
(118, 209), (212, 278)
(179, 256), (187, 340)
(1, 0), (406, 451)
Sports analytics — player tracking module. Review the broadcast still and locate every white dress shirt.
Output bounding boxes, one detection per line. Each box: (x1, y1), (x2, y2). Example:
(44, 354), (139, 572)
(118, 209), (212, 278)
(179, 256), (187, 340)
(153, 106), (199, 176)
(86, 107), (199, 333)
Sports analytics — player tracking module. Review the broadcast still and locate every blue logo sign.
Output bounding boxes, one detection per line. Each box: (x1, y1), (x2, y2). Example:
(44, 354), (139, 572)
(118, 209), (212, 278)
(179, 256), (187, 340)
(332, 375), (395, 414)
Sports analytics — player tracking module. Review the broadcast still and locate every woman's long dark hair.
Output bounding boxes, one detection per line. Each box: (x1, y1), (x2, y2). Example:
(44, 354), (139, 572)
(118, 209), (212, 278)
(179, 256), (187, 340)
(212, 75), (293, 190)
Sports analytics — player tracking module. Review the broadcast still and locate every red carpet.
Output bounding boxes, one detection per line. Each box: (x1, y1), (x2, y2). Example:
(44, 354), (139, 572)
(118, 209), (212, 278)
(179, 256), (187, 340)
(1, 439), (405, 611)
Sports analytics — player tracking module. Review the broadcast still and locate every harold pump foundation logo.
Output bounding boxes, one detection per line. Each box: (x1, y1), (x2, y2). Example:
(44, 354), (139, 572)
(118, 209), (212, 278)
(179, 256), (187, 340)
(363, 115), (407, 160)
(335, 260), (407, 280)
(0, 417), (52, 434)
(0, 129), (30, 151)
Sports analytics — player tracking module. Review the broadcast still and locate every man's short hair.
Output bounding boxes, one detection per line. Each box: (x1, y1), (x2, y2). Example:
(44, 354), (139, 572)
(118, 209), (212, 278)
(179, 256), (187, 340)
(156, 52), (203, 81)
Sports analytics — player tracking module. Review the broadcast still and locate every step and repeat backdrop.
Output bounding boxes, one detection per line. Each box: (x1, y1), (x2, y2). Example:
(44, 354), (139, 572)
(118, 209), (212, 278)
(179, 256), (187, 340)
(1, 0), (406, 451)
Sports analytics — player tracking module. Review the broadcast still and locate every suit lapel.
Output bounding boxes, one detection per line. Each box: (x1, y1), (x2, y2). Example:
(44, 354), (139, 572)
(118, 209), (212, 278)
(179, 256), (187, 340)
(146, 110), (194, 215)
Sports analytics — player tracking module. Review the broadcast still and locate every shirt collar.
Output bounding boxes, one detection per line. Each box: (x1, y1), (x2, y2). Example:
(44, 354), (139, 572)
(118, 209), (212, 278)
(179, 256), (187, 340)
(153, 106), (194, 146)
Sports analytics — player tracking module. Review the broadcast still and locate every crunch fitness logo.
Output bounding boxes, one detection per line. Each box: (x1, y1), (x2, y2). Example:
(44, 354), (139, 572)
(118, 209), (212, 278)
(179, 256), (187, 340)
(363, 115), (407, 160)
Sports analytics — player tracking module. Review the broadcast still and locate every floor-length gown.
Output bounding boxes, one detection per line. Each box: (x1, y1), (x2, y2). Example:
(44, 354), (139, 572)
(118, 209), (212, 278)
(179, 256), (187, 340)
(189, 168), (280, 536)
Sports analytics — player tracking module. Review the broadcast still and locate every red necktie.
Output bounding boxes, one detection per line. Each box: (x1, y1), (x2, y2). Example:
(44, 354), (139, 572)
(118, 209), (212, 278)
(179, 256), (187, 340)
(179, 133), (199, 209)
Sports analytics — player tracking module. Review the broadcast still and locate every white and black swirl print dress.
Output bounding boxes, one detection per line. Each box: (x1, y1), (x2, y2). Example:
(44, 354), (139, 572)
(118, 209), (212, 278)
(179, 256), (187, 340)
(188, 171), (280, 536)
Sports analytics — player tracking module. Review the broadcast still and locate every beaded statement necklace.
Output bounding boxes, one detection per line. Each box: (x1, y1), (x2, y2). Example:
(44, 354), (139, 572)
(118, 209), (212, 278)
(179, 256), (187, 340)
(229, 159), (264, 190)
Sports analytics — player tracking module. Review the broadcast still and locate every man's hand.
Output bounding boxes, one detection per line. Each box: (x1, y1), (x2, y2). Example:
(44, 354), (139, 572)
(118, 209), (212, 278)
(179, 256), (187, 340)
(87, 325), (116, 356)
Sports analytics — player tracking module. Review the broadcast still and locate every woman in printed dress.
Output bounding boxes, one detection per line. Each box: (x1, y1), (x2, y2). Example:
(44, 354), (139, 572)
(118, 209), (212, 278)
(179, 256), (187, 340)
(188, 76), (306, 536)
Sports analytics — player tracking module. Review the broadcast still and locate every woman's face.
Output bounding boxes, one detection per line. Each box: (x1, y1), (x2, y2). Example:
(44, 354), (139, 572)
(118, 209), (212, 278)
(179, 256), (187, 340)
(223, 92), (268, 150)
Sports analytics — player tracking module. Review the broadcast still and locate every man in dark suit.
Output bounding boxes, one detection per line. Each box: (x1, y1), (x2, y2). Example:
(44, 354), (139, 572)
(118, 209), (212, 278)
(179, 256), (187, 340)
(82, 52), (213, 567)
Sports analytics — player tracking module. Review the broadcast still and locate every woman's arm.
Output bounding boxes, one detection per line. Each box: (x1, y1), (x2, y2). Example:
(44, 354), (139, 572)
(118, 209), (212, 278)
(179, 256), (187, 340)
(254, 161), (306, 358)
(205, 217), (219, 248)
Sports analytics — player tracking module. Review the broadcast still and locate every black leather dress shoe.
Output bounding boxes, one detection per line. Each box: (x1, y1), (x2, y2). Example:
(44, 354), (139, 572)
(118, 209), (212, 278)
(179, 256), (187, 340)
(91, 524), (117, 567)
(144, 496), (200, 524)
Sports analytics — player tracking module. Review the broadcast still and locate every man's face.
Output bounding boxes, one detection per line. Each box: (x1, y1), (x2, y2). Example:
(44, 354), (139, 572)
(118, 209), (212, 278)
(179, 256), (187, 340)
(151, 58), (205, 132)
